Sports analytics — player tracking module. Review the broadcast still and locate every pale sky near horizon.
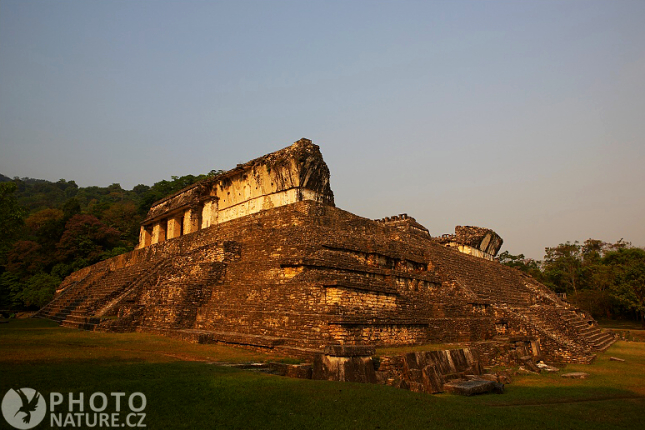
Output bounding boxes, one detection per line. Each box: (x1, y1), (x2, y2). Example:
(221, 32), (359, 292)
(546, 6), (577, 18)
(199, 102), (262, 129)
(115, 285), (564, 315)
(1, 0), (644, 260)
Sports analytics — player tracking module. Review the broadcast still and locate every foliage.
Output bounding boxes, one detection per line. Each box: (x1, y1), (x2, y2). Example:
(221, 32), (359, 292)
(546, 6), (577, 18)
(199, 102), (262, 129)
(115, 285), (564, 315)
(604, 247), (645, 327)
(542, 241), (583, 295)
(497, 251), (543, 281)
(0, 173), (209, 310)
(57, 214), (121, 264)
(18, 273), (60, 308)
(0, 182), (26, 264)
(500, 239), (645, 325)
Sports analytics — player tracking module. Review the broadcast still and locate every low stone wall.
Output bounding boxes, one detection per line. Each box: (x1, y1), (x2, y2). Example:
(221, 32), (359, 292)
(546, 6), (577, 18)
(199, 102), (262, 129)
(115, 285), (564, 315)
(375, 348), (483, 393)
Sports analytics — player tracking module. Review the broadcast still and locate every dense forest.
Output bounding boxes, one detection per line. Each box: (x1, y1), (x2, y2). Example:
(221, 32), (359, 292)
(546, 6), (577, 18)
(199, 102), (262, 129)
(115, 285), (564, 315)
(499, 240), (645, 326)
(1, 173), (643, 326)
(0, 172), (222, 310)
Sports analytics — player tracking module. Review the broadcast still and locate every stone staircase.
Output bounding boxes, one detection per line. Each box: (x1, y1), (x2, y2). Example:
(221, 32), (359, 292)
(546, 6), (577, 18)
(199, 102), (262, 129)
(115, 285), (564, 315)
(36, 294), (89, 324)
(520, 306), (616, 353)
(36, 259), (173, 331)
(556, 308), (616, 351)
(61, 309), (101, 330)
(476, 289), (532, 307)
(34, 269), (108, 324)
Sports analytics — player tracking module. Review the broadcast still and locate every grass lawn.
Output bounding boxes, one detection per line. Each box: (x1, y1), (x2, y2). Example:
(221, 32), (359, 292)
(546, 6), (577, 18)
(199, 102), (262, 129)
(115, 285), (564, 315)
(1, 319), (644, 430)
(596, 319), (643, 330)
(597, 319), (645, 342)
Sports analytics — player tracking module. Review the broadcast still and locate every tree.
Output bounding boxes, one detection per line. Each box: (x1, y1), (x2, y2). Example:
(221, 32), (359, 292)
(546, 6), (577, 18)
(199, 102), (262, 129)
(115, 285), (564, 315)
(542, 242), (583, 296)
(24, 208), (66, 256)
(0, 182), (26, 264)
(18, 273), (60, 308)
(0, 271), (24, 308)
(0, 171), (215, 310)
(61, 198), (81, 219)
(100, 201), (141, 248)
(497, 251), (543, 281)
(5, 241), (47, 277)
(604, 247), (645, 327)
(57, 215), (120, 264)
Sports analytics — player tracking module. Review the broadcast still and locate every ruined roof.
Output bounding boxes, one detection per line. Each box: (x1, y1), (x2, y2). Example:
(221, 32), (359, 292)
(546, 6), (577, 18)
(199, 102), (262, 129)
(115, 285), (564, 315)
(374, 214), (430, 236)
(434, 225), (503, 257)
(142, 138), (334, 224)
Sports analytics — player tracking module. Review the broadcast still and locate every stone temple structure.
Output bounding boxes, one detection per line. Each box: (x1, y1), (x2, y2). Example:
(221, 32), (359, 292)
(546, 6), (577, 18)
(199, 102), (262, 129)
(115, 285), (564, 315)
(36, 139), (614, 366)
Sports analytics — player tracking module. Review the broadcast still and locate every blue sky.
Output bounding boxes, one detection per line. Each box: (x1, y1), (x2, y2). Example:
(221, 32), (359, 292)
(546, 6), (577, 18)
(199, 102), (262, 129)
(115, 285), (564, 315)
(1, 0), (644, 259)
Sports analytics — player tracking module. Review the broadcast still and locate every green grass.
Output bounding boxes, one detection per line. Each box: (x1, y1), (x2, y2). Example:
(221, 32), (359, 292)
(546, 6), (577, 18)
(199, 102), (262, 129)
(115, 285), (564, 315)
(2, 319), (645, 429)
(597, 319), (645, 342)
(597, 319), (644, 330)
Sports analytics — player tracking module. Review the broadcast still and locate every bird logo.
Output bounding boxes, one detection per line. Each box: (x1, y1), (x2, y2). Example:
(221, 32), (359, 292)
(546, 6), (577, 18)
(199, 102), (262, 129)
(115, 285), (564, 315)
(1, 388), (46, 429)
(14, 389), (40, 424)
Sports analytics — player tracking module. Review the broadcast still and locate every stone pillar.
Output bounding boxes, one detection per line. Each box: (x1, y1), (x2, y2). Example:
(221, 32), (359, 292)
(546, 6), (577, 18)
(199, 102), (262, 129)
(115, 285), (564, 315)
(201, 199), (218, 229)
(201, 201), (212, 229)
(167, 216), (182, 240)
(183, 207), (201, 235)
(138, 225), (152, 249)
(151, 220), (166, 244)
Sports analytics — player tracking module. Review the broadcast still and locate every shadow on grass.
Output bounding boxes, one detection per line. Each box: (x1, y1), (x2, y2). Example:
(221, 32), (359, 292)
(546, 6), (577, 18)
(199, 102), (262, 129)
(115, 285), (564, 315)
(1, 358), (643, 430)
(2, 320), (644, 429)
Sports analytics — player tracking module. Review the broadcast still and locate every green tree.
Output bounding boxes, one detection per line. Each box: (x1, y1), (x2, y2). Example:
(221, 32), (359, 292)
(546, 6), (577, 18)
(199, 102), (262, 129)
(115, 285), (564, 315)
(57, 214), (121, 265)
(0, 182), (26, 264)
(0, 271), (24, 308)
(542, 241), (583, 296)
(497, 251), (543, 281)
(604, 247), (645, 327)
(18, 273), (60, 308)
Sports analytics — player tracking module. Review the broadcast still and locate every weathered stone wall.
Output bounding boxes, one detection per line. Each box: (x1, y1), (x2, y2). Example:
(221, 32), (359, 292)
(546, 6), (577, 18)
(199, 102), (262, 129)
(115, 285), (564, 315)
(434, 226), (503, 261)
(374, 214), (430, 236)
(375, 348), (483, 393)
(137, 138), (334, 249)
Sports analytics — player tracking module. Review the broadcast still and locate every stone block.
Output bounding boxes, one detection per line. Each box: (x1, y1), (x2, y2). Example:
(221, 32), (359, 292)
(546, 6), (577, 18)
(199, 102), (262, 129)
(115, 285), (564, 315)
(312, 354), (376, 383)
(422, 365), (444, 393)
(496, 370), (513, 384)
(408, 381), (425, 393)
(443, 379), (500, 396)
(323, 345), (375, 357)
(285, 364), (313, 379)
(561, 372), (589, 379)
(536, 362), (559, 372)
(468, 373), (498, 382)
(518, 356), (541, 373)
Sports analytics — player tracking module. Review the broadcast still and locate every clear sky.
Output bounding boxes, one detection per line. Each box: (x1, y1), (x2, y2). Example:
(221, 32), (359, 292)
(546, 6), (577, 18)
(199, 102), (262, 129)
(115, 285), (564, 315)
(1, 0), (644, 260)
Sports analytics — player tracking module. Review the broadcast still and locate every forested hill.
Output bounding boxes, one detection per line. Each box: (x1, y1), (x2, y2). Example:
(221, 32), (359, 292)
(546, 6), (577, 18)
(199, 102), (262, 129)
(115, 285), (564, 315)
(0, 172), (220, 309)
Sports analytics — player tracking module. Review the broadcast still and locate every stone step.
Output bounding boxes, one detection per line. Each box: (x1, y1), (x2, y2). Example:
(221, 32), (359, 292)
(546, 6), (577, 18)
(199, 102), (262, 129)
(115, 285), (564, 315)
(61, 320), (98, 330)
(586, 331), (611, 344)
(578, 326), (597, 335)
(592, 331), (614, 343)
(593, 336), (617, 351)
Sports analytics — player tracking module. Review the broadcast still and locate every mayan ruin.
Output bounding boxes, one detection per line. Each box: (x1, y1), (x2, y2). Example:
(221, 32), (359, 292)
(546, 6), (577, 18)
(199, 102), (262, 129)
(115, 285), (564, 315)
(35, 138), (616, 392)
